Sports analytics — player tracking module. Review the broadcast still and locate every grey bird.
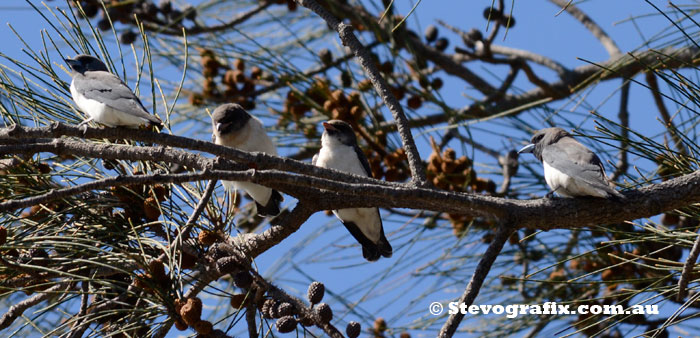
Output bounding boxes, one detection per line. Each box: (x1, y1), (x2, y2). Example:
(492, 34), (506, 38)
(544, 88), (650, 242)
(211, 103), (282, 217)
(313, 120), (392, 261)
(518, 127), (622, 198)
(65, 55), (162, 128)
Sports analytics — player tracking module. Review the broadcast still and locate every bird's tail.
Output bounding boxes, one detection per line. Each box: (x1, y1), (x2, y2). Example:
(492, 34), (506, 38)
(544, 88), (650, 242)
(255, 189), (283, 217)
(362, 232), (393, 261)
(147, 114), (163, 129)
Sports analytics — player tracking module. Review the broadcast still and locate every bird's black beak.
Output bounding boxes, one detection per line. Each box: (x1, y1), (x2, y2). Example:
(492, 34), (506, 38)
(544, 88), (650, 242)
(322, 122), (336, 131)
(518, 143), (535, 154)
(65, 58), (79, 68)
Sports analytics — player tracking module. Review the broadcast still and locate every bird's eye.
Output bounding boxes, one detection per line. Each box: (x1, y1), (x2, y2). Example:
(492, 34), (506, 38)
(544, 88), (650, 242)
(533, 134), (544, 142)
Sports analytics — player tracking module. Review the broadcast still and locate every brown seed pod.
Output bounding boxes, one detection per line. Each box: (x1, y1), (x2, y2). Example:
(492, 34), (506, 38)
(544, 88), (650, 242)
(234, 59), (245, 71)
(346, 321), (361, 338)
(407, 95), (422, 109)
(97, 19), (111, 31)
(120, 31), (138, 45)
(174, 318), (188, 331)
(179, 250), (196, 270)
(434, 37), (449, 52)
(390, 86), (406, 101)
(548, 268), (566, 281)
(601, 269), (615, 281)
(277, 302), (294, 317)
(299, 315), (314, 327)
(143, 197), (161, 221)
(230, 293), (248, 308)
(148, 259), (168, 284)
(358, 79), (373, 92)
(400, 332), (411, 338)
(424, 25), (438, 43)
(223, 70), (237, 86)
(307, 281), (325, 304)
(174, 298), (186, 313)
(331, 89), (348, 105)
(323, 100), (335, 112)
(179, 297), (203, 326)
(373, 317), (387, 333)
(431, 78), (443, 90)
(287, 0), (298, 11)
(202, 56), (219, 70)
(250, 66), (263, 79)
(262, 299), (277, 319)
(276, 315), (297, 333)
(216, 256), (241, 275)
(315, 303), (332, 323)
(319, 48), (333, 66)
(198, 230), (218, 247)
(194, 320), (213, 335)
(189, 93), (204, 106)
(152, 184), (169, 201)
(350, 105), (363, 119)
(233, 271), (253, 289)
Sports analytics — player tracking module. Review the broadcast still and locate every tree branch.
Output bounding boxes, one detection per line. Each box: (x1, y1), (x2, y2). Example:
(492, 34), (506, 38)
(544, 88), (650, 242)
(439, 224), (515, 337)
(0, 282), (73, 330)
(294, 0), (428, 186)
(4, 133), (700, 232)
(380, 46), (700, 130)
(550, 0), (621, 56)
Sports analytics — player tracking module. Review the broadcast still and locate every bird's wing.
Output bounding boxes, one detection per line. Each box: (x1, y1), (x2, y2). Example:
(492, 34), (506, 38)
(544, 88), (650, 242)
(541, 141), (616, 193)
(353, 144), (373, 178)
(76, 72), (160, 124)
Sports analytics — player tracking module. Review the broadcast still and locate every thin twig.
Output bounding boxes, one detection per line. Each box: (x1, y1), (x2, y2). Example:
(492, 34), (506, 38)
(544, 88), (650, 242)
(646, 72), (686, 154)
(438, 224), (514, 337)
(294, 0), (427, 186)
(246, 295), (258, 338)
(0, 282), (72, 330)
(549, 0), (621, 56)
(678, 230), (700, 301)
(170, 179), (217, 256)
(610, 80), (630, 181)
(140, 2), (272, 36)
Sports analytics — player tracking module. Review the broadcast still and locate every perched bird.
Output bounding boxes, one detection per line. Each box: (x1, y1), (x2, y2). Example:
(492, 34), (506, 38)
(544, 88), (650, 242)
(518, 127), (622, 198)
(65, 54), (162, 128)
(211, 103), (282, 217)
(313, 120), (392, 261)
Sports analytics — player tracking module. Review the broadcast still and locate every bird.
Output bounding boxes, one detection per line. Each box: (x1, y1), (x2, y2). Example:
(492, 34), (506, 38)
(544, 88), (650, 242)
(518, 127), (622, 198)
(313, 120), (392, 261)
(65, 54), (162, 128)
(211, 103), (282, 217)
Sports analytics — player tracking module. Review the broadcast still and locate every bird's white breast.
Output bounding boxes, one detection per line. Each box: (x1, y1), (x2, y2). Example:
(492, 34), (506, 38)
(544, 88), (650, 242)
(215, 117), (277, 155)
(214, 117), (277, 205)
(315, 142), (366, 176)
(543, 161), (607, 198)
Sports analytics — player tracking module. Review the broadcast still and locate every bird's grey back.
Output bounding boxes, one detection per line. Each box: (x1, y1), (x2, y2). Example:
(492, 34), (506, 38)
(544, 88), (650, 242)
(73, 71), (158, 124)
(539, 131), (618, 196)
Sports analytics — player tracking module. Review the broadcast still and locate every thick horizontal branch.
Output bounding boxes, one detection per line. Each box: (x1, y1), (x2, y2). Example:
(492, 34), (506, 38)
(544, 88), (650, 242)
(3, 134), (700, 231)
(0, 123), (398, 188)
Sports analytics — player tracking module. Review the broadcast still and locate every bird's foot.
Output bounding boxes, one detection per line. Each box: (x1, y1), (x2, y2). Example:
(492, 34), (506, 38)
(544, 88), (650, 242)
(545, 191), (555, 199)
(77, 119), (92, 135)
